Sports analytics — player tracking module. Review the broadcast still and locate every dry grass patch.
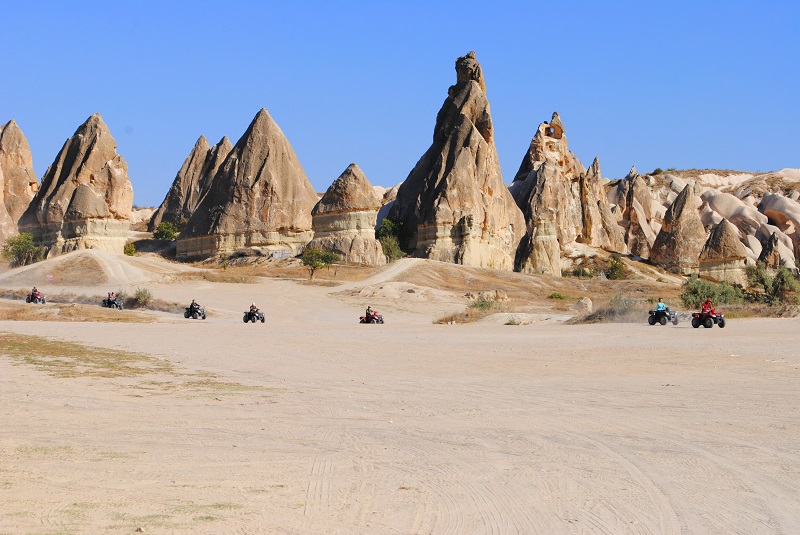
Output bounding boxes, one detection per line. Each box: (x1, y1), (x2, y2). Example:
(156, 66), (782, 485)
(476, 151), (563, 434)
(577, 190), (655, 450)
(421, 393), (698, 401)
(0, 301), (154, 323)
(435, 296), (509, 324)
(0, 333), (173, 378)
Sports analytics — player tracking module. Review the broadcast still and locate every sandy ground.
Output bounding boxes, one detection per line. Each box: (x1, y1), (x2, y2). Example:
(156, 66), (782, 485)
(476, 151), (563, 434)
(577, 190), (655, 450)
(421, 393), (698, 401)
(1, 253), (799, 534)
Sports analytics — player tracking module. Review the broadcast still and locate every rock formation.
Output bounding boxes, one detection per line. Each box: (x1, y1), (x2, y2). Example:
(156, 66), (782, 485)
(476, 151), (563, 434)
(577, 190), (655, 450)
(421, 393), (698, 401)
(149, 135), (232, 231)
(18, 114), (133, 255)
(0, 120), (39, 237)
(307, 163), (386, 266)
(649, 183), (705, 273)
(388, 51), (524, 270)
(612, 168), (659, 257)
(177, 108), (318, 259)
(511, 113), (623, 273)
(699, 219), (748, 285)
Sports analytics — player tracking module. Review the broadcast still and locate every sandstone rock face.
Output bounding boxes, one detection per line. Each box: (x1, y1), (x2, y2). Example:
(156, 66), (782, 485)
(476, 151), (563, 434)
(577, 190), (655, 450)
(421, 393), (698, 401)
(388, 52), (524, 270)
(699, 219), (748, 285)
(18, 114), (133, 256)
(0, 121), (38, 238)
(149, 135), (232, 231)
(307, 163), (386, 266)
(511, 113), (623, 273)
(0, 120), (39, 225)
(575, 296), (593, 315)
(526, 217), (561, 275)
(650, 183), (705, 273)
(177, 109), (318, 259)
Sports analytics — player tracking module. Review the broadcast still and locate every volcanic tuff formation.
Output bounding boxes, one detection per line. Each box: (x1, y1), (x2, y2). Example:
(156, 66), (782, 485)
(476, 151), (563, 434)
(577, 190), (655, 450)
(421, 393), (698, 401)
(18, 114), (133, 256)
(307, 163), (386, 266)
(388, 51), (524, 270)
(511, 113), (624, 274)
(177, 108), (318, 259)
(149, 135), (232, 231)
(699, 219), (748, 285)
(0, 120), (39, 238)
(649, 183), (705, 273)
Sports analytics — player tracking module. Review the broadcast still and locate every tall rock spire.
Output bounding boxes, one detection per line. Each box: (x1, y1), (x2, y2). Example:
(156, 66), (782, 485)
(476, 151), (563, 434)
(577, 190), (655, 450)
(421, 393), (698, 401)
(511, 113), (624, 274)
(149, 135), (232, 231)
(18, 113), (133, 256)
(388, 51), (524, 270)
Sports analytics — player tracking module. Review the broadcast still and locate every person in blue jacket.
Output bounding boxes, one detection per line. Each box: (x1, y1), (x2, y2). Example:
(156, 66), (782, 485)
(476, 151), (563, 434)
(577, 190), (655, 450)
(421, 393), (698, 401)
(656, 297), (667, 312)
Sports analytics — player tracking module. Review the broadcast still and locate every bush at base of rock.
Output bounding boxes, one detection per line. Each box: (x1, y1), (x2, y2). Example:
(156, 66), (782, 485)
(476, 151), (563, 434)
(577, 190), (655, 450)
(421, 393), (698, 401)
(153, 222), (178, 241)
(124, 243), (136, 256)
(2, 233), (43, 267)
(746, 263), (799, 305)
(680, 276), (744, 308)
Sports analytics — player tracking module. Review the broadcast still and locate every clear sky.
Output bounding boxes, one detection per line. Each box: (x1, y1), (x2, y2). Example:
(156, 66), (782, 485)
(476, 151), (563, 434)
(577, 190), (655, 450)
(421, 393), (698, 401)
(2, 1), (798, 207)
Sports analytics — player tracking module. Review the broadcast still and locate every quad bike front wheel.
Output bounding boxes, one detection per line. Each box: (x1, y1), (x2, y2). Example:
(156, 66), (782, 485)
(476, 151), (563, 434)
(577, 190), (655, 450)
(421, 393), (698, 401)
(192, 312), (199, 320)
(672, 317), (678, 326)
(648, 315), (656, 325)
(691, 317), (700, 328)
(659, 316), (667, 326)
(718, 318), (726, 328)
(703, 318), (713, 328)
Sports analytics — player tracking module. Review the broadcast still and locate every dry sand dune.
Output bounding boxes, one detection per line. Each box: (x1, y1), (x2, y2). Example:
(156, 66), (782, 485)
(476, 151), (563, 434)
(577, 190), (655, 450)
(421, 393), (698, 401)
(2, 253), (799, 534)
(0, 249), (203, 288)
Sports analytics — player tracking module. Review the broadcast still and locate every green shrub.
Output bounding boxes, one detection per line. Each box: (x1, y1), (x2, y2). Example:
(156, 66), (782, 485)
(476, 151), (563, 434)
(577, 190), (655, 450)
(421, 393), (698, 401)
(651, 168), (664, 175)
(2, 233), (43, 267)
(379, 235), (403, 262)
(569, 267), (593, 278)
(605, 255), (628, 280)
(153, 221), (178, 241)
(468, 296), (495, 311)
(680, 276), (744, 308)
(302, 247), (340, 279)
(122, 287), (153, 308)
(547, 293), (568, 300)
(124, 243), (136, 256)
(746, 263), (798, 305)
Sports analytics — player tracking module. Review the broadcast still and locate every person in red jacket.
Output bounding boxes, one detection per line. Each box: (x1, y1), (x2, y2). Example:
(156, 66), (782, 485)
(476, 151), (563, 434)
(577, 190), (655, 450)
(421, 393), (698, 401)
(701, 297), (715, 314)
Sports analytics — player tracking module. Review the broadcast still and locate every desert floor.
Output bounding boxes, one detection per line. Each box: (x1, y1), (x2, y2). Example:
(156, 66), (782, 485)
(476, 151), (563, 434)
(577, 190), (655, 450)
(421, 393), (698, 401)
(1, 253), (799, 534)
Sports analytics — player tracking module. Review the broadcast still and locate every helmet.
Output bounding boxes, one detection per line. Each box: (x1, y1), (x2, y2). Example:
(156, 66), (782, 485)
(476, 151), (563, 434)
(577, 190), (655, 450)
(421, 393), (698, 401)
(706, 297), (711, 302)
(251, 303), (255, 306)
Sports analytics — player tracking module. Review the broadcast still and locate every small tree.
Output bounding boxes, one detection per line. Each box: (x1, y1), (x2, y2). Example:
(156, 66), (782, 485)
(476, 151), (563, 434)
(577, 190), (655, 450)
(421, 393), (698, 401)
(379, 234), (403, 262)
(2, 233), (43, 267)
(302, 247), (340, 279)
(153, 221), (178, 241)
(124, 243), (136, 256)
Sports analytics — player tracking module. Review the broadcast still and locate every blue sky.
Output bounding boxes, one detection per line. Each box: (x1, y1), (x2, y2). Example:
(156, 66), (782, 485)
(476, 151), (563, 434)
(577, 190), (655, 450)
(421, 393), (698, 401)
(2, 1), (798, 206)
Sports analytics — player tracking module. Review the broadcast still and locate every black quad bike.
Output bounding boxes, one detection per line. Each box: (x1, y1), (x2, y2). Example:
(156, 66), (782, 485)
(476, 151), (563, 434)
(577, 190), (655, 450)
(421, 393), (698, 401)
(243, 310), (265, 323)
(648, 308), (678, 326)
(184, 305), (206, 320)
(691, 311), (725, 329)
(102, 297), (124, 310)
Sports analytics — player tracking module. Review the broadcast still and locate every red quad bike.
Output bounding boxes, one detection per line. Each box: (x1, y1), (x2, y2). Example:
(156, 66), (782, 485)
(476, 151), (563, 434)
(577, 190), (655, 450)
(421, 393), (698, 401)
(691, 310), (725, 329)
(360, 311), (384, 324)
(26, 291), (46, 304)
